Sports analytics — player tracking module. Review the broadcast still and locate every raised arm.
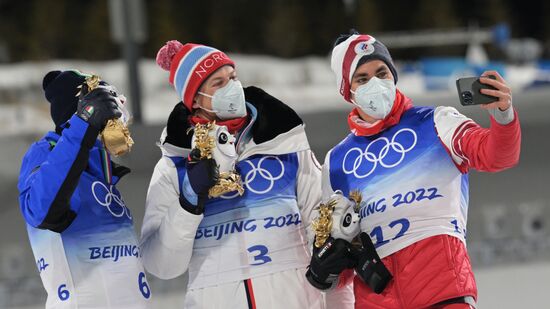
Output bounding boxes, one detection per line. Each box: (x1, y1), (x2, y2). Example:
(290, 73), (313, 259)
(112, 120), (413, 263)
(18, 115), (99, 232)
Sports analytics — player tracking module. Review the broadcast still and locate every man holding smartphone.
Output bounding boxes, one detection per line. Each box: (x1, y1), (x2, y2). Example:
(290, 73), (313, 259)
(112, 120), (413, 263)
(305, 31), (521, 308)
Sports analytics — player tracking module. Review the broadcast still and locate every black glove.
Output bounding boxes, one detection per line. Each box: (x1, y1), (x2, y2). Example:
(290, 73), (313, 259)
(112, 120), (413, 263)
(179, 148), (219, 215)
(305, 237), (357, 290)
(77, 87), (122, 131)
(353, 232), (393, 294)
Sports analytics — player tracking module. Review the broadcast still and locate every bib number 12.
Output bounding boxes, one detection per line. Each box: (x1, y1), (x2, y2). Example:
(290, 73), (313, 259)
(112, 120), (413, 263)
(370, 218), (410, 248)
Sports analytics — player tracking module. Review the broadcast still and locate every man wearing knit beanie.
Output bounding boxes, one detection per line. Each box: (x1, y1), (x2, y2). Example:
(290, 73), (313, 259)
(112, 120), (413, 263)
(18, 70), (150, 308)
(140, 40), (353, 308)
(42, 70), (86, 133)
(306, 31), (522, 309)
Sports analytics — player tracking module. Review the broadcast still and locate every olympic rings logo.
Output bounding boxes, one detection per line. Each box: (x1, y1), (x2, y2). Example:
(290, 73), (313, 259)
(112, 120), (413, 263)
(91, 181), (132, 219)
(220, 156), (285, 199)
(342, 128), (417, 179)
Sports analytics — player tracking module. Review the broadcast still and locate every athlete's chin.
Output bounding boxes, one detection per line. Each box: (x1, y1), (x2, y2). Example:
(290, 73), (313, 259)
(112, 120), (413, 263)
(194, 110), (217, 121)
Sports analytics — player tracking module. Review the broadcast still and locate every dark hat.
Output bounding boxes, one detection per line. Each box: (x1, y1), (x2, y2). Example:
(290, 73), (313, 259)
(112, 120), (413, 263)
(42, 70), (88, 130)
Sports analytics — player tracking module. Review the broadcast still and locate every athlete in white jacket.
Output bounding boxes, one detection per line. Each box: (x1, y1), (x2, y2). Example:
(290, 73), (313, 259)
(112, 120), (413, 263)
(140, 40), (352, 308)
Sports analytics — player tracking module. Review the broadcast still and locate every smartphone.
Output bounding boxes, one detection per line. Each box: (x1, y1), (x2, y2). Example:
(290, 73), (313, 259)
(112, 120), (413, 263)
(456, 75), (498, 106)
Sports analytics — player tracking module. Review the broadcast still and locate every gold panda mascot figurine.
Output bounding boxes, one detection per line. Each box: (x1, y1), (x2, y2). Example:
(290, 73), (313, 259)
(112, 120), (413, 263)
(191, 122), (244, 198)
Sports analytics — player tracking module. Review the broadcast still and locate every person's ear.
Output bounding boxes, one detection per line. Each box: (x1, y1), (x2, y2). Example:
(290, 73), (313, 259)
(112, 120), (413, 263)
(192, 95), (200, 109)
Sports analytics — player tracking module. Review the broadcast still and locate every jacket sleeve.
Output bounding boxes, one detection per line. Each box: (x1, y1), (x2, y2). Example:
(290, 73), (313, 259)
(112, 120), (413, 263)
(18, 115), (99, 232)
(140, 157), (203, 280)
(321, 150), (336, 201)
(434, 106), (521, 173)
(296, 149), (323, 245)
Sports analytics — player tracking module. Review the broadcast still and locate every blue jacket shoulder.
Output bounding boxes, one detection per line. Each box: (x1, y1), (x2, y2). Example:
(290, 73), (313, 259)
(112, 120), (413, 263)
(19, 137), (54, 180)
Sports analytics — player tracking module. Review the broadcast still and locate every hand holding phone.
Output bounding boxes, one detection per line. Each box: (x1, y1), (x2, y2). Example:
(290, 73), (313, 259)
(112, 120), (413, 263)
(456, 71), (513, 112)
(456, 75), (498, 106)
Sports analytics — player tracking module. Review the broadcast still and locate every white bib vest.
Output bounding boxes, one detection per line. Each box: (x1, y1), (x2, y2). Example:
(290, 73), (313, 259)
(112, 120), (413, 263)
(328, 107), (469, 258)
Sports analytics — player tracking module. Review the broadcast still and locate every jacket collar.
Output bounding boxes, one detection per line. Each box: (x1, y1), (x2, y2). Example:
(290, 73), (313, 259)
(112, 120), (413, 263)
(159, 86), (310, 159)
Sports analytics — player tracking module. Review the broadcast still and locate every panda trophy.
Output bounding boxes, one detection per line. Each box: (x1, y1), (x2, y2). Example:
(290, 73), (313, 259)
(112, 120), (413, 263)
(312, 190), (362, 248)
(78, 74), (134, 157)
(191, 122), (245, 198)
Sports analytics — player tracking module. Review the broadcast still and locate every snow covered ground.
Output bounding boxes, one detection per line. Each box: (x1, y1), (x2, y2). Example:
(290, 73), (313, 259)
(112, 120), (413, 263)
(8, 261), (550, 309)
(0, 56), (545, 136)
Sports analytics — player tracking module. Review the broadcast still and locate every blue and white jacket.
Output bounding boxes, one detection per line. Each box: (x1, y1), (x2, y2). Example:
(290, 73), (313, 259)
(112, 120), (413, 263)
(18, 115), (150, 309)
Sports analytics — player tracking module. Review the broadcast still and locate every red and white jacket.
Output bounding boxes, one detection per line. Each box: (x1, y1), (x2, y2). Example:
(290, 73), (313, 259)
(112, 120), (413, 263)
(324, 104), (520, 308)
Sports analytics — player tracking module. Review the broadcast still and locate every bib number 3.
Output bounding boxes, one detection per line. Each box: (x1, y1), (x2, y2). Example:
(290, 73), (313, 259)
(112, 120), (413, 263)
(248, 245), (272, 266)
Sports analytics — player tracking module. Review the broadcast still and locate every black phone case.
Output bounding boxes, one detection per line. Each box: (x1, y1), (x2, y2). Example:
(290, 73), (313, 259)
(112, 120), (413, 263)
(456, 76), (498, 106)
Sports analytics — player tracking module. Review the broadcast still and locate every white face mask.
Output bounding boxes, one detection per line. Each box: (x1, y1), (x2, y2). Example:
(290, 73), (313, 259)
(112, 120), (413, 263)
(116, 94), (131, 125)
(198, 79), (247, 120)
(351, 77), (396, 120)
(100, 85), (131, 124)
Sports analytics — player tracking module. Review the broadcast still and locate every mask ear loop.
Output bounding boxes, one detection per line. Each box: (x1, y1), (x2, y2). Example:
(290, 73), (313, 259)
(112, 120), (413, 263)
(198, 105), (219, 114)
(197, 91), (213, 98)
(195, 92), (220, 114)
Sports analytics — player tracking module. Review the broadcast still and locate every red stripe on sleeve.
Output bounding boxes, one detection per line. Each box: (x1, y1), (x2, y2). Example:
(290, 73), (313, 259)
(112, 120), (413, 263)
(453, 110), (521, 172)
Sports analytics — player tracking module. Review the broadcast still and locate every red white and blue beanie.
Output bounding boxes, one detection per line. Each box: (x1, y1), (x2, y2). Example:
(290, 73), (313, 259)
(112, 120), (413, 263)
(330, 34), (398, 103)
(156, 40), (235, 111)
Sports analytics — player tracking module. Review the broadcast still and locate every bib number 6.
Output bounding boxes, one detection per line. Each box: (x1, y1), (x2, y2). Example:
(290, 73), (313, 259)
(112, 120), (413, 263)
(58, 284), (70, 301)
(138, 272), (151, 299)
